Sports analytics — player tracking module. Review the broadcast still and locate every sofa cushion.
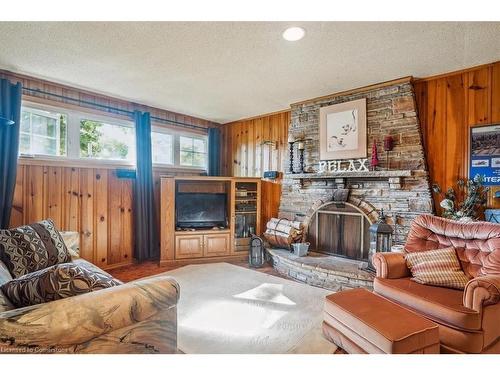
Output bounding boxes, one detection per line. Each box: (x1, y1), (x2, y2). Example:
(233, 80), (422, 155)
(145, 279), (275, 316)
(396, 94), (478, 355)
(0, 262), (122, 308)
(404, 215), (500, 278)
(0, 219), (71, 278)
(374, 277), (482, 331)
(405, 247), (470, 290)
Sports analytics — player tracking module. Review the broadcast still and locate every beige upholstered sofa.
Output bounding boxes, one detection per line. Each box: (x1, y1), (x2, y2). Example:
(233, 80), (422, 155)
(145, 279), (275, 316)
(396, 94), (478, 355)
(0, 232), (179, 354)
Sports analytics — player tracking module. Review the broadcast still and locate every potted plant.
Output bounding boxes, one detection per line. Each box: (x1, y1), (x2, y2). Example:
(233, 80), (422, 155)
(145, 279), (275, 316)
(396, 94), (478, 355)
(432, 175), (489, 222)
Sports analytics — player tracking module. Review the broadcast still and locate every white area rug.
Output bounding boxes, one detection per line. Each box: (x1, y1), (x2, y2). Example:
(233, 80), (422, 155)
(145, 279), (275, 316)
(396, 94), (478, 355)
(163, 262), (336, 354)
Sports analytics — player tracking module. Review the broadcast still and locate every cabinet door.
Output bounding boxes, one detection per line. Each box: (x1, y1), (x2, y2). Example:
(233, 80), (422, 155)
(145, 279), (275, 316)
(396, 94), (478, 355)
(204, 233), (230, 257)
(175, 235), (204, 259)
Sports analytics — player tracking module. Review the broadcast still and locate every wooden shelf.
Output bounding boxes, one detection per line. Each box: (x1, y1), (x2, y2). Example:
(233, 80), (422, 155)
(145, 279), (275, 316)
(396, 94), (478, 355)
(160, 176), (261, 264)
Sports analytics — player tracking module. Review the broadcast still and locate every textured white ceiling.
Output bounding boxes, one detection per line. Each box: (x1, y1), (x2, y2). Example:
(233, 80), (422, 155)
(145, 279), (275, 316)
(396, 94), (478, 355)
(0, 22), (499, 123)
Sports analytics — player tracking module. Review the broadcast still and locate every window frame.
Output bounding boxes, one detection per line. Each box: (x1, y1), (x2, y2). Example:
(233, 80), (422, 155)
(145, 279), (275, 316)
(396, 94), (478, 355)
(78, 115), (136, 162)
(19, 106), (65, 158)
(19, 100), (208, 172)
(178, 134), (209, 169)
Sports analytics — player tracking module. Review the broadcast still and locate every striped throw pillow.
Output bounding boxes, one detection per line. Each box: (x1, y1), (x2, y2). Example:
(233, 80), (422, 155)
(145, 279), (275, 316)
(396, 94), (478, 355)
(405, 247), (470, 290)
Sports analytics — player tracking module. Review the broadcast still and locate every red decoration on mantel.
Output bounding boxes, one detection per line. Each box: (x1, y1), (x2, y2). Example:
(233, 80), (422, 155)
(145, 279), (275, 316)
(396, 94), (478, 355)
(371, 140), (379, 171)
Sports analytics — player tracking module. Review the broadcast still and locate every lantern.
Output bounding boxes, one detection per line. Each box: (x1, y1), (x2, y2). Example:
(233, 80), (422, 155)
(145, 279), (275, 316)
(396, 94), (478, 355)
(368, 210), (393, 270)
(249, 235), (266, 268)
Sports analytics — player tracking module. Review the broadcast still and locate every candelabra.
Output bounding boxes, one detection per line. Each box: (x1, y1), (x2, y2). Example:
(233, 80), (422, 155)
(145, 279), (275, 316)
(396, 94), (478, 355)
(288, 141), (295, 174)
(297, 140), (305, 173)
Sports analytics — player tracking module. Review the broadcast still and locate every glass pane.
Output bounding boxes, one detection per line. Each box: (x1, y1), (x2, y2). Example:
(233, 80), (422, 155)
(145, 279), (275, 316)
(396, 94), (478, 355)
(151, 132), (173, 164)
(19, 133), (31, 154)
(180, 136), (193, 152)
(21, 111), (31, 132)
(32, 136), (57, 155)
(193, 139), (205, 153)
(19, 107), (65, 156)
(31, 114), (57, 137)
(80, 119), (136, 161)
(192, 152), (206, 167)
(180, 150), (193, 166)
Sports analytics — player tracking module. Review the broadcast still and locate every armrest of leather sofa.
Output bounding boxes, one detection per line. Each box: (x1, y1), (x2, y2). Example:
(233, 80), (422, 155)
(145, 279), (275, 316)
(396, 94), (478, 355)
(0, 275), (179, 350)
(463, 275), (500, 312)
(372, 252), (411, 279)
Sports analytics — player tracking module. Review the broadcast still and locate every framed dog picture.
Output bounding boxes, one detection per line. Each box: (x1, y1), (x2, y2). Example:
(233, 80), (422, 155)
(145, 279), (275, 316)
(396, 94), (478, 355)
(319, 98), (367, 160)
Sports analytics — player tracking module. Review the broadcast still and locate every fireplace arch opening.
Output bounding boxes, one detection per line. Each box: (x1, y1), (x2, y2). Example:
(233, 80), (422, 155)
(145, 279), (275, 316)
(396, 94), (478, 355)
(306, 201), (373, 262)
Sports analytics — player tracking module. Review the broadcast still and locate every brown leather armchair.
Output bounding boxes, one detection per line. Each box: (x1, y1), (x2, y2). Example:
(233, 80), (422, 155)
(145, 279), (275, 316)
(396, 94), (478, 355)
(373, 214), (500, 354)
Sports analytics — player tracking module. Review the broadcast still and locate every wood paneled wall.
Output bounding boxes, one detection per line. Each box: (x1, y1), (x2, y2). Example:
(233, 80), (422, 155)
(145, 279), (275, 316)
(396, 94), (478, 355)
(414, 61), (500, 210)
(2, 69), (216, 268)
(220, 111), (290, 177)
(10, 162), (199, 269)
(219, 111), (290, 225)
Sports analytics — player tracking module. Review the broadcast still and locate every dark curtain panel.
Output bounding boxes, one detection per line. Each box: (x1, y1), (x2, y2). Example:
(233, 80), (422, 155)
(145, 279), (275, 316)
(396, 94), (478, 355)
(0, 79), (22, 229)
(133, 111), (159, 261)
(208, 127), (221, 176)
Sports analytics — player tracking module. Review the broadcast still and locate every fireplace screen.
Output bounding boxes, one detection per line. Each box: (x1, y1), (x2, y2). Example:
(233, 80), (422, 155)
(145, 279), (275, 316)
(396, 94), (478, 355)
(309, 202), (370, 261)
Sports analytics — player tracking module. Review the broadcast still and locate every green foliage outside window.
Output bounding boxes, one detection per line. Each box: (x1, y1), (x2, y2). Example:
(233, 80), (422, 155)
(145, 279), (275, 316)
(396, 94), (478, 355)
(80, 119), (103, 157)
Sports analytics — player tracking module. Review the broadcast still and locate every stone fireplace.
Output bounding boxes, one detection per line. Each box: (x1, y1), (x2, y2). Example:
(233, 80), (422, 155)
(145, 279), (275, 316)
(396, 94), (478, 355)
(280, 77), (434, 245)
(267, 77), (435, 290)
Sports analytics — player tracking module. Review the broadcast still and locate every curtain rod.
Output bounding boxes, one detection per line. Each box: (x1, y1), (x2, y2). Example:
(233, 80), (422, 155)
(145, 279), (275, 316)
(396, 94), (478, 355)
(22, 87), (211, 132)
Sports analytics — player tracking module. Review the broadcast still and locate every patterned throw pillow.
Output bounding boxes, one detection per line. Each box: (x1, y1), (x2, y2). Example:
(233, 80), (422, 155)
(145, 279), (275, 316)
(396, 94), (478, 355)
(0, 263), (122, 308)
(405, 247), (470, 290)
(0, 219), (71, 278)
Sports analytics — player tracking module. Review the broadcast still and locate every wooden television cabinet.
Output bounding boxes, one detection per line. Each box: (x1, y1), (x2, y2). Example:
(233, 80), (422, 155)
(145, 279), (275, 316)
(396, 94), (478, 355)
(160, 176), (262, 265)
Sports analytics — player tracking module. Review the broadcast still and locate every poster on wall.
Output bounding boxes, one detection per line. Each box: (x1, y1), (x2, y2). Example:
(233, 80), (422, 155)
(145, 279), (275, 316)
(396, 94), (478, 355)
(469, 124), (500, 186)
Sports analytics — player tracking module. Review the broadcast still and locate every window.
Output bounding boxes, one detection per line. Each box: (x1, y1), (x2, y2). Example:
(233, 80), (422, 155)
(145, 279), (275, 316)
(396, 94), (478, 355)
(180, 136), (207, 168)
(20, 108), (67, 157)
(19, 101), (207, 170)
(151, 131), (173, 165)
(80, 119), (136, 162)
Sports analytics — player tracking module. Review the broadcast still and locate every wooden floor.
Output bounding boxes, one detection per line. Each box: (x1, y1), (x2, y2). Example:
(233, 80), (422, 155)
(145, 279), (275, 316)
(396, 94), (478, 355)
(109, 258), (284, 283)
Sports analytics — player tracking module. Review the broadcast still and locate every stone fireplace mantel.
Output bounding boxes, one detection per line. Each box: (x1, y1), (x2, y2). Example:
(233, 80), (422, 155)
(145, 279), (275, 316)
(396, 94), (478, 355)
(287, 170), (413, 180)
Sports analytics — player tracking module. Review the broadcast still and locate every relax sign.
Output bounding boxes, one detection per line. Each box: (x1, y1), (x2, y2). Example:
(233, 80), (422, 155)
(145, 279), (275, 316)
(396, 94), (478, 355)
(318, 158), (369, 173)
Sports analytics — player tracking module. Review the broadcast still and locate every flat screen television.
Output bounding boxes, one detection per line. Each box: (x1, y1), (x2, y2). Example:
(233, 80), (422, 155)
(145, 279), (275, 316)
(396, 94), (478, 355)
(176, 193), (228, 229)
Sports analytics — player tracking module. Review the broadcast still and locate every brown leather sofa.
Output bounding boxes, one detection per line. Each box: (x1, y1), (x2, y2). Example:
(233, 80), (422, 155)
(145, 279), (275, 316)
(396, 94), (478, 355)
(372, 214), (500, 354)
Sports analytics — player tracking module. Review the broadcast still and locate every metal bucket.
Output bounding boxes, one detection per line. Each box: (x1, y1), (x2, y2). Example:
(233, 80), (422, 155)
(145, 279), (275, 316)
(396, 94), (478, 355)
(292, 242), (310, 257)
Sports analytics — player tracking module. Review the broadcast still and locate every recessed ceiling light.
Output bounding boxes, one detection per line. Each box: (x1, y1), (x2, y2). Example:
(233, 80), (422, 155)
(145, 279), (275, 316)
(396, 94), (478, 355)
(282, 27), (305, 42)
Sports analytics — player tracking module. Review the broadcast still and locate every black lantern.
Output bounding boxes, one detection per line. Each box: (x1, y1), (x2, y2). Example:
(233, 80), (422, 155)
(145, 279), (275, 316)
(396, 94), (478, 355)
(368, 210), (393, 270)
(249, 235), (266, 268)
